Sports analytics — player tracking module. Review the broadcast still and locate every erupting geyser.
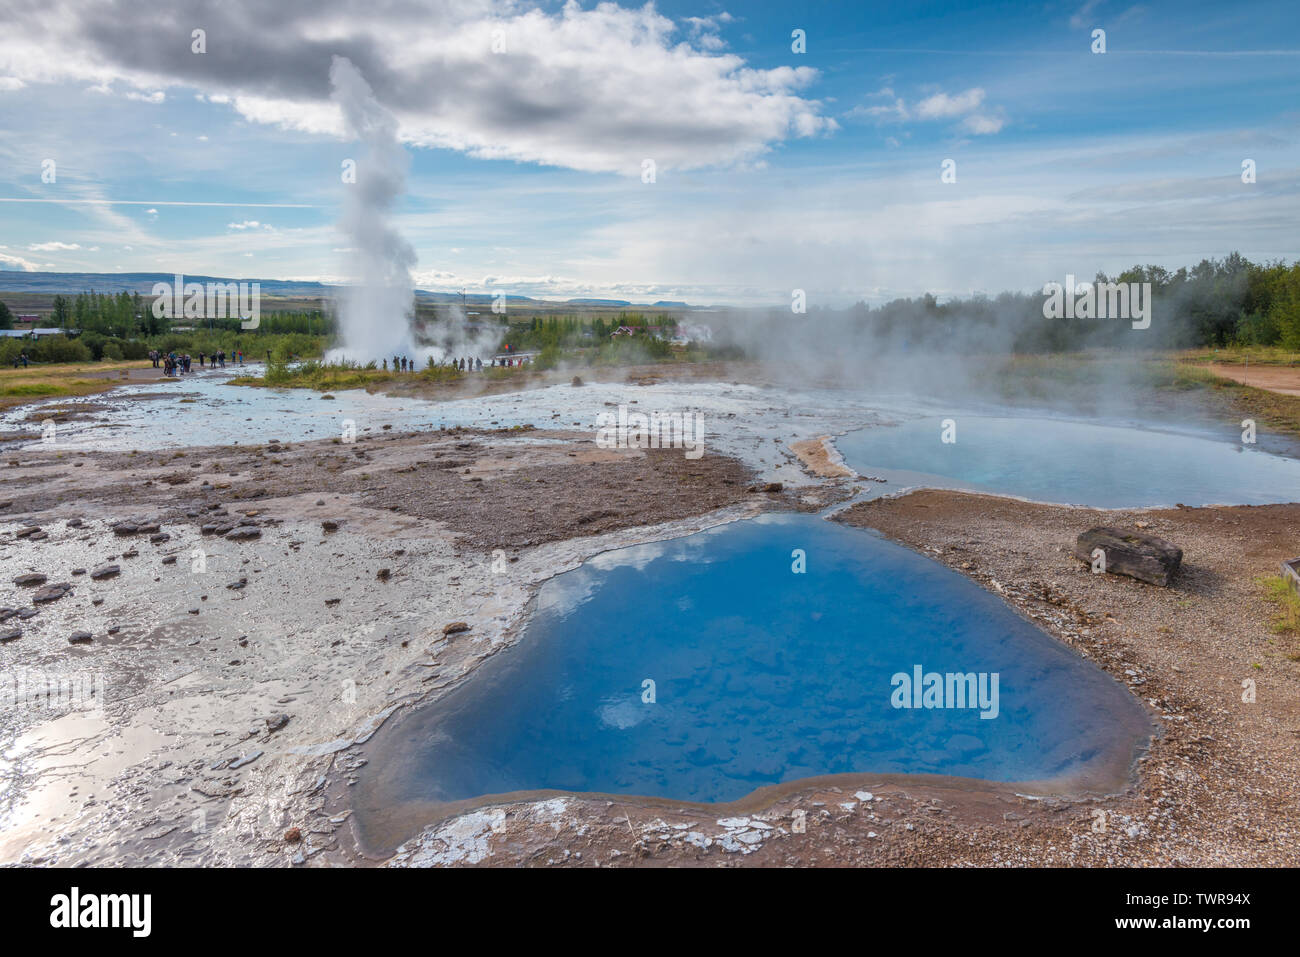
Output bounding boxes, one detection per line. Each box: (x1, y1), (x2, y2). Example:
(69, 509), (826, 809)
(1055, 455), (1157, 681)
(328, 56), (418, 362)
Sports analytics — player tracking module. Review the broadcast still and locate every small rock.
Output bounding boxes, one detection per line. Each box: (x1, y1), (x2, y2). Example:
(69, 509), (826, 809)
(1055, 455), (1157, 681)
(0, 627), (21, 642)
(32, 582), (73, 603)
(13, 573), (47, 586)
(90, 564), (121, 580)
(283, 827), (302, 843)
(229, 750), (263, 770)
(442, 621), (471, 636)
(68, 631), (93, 644)
(225, 526), (262, 540)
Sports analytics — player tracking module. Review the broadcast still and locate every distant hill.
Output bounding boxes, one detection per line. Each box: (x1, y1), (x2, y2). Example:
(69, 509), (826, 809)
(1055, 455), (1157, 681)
(0, 271), (699, 309)
(0, 271), (332, 297)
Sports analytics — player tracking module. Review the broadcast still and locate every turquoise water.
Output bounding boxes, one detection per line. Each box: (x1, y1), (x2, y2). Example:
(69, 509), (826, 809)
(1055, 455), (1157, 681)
(354, 514), (1150, 840)
(839, 415), (1300, 507)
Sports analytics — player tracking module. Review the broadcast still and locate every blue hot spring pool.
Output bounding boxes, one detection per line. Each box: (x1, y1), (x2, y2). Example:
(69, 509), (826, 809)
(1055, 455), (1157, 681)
(839, 415), (1300, 507)
(353, 514), (1151, 848)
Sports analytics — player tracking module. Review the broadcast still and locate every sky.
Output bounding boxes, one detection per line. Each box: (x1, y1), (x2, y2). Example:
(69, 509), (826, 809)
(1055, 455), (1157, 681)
(0, 0), (1297, 306)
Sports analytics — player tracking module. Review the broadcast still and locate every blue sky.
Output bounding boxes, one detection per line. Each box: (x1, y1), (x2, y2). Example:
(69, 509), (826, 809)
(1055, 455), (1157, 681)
(0, 0), (1296, 305)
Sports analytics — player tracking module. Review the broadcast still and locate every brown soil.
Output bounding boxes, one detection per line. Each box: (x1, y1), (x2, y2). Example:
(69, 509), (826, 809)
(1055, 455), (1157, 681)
(2, 427), (763, 552)
(1207, 362), (1300, 397)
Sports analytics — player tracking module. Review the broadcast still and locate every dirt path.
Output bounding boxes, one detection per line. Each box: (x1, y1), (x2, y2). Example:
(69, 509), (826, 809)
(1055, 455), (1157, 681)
(1207, 361), (1300, 396)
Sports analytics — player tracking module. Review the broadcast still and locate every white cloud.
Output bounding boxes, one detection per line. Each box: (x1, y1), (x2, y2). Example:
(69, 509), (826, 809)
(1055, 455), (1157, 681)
(0, 250), (42, 270)
(960, 112), (1005, 135)
(227, 220), (273, 231)
(914, 88), (986, 119)
(27, 240), (81, 251)
(0, 76), (24, 91)
(124, 90), (165, 104)
(848, 85), (1005, 136)
(0, 1), (833, 174)
(1070, 0), (1104, 30)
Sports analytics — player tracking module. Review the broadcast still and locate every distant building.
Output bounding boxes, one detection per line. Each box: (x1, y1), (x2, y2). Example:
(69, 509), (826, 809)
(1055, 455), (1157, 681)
(0, 327), (73, 339)
(610, 324), (674, 338)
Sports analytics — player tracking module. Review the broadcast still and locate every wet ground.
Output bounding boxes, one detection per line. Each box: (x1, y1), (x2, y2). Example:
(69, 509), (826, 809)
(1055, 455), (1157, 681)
(1, 366), (1298, 867)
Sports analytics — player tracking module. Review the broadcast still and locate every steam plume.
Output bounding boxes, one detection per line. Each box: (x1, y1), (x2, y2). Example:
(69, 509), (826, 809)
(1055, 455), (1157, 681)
(329, 55), (417, 361)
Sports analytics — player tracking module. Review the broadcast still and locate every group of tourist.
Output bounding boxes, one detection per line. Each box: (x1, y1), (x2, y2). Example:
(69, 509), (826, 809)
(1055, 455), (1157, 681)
(197, 350), (243, 368)
(147, 348), (245, 376)
(379, 355), (532, 372)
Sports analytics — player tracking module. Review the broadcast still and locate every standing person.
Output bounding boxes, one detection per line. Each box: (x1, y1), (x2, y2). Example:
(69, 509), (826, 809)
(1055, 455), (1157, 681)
(199, 351), (206, 368)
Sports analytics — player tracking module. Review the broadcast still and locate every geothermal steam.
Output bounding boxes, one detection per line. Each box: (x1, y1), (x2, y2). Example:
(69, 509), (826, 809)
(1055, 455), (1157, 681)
(329, 56), (418, 361)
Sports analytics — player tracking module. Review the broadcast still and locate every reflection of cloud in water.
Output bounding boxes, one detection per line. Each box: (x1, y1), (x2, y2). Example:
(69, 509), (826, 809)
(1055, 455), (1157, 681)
(597, 695), (648, 730)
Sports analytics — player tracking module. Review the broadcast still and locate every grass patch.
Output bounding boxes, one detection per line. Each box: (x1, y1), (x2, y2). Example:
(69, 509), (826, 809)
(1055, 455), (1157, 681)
(233, 359), (464, 393)
(1259, 574), (1300, 636)
(1179, 346), (1300, 367)
(0, 382), (67, 397)
(0, 363), (148, 410)
(1158, 358), (1300, 436)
